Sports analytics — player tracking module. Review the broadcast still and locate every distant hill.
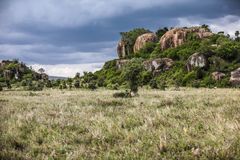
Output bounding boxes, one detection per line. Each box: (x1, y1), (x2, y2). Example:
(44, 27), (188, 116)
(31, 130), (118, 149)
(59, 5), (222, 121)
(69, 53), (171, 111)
(49, 76), (68, 80)
(0, 59), (48, 84)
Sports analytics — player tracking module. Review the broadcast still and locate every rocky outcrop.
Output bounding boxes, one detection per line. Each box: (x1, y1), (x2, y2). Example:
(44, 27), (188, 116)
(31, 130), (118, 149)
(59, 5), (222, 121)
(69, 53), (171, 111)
(160, 27), (213, 50)
(143, 58), (174, 75)
(230, 68), (240, 85)
(133, 33), (157, 53)
(186, 53), (208, 72)
(116, 58), (174, 74)
(116, 59), (130, 69)
(0, 60), (48, 81)
(117, 40), (127, 59)
(212, 72), (225, 81)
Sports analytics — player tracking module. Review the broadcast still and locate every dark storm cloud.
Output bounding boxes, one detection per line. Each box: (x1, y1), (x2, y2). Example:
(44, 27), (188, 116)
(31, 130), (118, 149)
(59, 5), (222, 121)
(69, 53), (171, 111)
(0, 0), (239, 76)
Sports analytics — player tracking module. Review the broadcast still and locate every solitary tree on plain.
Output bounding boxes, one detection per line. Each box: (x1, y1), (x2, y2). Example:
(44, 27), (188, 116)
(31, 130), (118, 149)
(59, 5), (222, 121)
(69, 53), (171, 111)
(121, 58), (144, 97)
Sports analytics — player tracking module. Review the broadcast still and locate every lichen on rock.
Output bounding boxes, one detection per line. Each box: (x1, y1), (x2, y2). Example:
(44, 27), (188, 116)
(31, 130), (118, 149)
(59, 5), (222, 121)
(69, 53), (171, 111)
(186, 53), (208, 72)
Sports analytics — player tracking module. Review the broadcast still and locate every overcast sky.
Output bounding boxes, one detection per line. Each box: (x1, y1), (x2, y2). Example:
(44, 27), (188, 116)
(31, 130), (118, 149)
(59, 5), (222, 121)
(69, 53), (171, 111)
(0, 0), (239, 77)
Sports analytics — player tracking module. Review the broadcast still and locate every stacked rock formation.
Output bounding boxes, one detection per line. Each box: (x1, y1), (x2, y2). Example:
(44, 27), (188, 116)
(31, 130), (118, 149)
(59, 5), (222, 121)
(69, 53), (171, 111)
(133, 33), (157, 53)
(159, 27), (213, 50)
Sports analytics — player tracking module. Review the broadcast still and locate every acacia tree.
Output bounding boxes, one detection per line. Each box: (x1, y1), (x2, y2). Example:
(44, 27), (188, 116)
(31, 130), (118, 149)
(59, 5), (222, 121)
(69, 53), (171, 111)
(121, 58), (144, 96)
(75, 72), (80, 79)
(38, 68), (45, 74)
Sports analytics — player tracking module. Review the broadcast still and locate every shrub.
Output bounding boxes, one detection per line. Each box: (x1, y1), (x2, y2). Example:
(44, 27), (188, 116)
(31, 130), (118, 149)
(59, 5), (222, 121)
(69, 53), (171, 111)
(107, 83), (119, 90)
(25, 81), (44, 91)
(59, 84), (63, 90)
(52, 79), (61, 87)
(113, 91), (130, 98)
(135, 42), (157, 59)
(121, 58), (144, 95)
(158, 81), (167, 90)
(68, 84), (73, 90)
(182, 71), (197, 86)
(191, 80), (201, 88)
(141, 71), (152, 85)
(88, 81), (97, 90)
(45, 80), (52, 88)
(215, 41), (240, 61)
(149, 79), (158, 89)
(74, 80), (80, 88)
(62, 81), (67, 89)
(21, 80), (27, 86)
(200, 76), (215, 88)
(0, 85), (2, 91)
(5, 80), (11, 89)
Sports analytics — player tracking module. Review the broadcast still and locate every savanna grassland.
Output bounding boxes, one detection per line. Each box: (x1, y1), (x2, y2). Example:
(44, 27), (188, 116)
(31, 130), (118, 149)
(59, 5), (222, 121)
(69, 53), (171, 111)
(0, 88), (240, 159)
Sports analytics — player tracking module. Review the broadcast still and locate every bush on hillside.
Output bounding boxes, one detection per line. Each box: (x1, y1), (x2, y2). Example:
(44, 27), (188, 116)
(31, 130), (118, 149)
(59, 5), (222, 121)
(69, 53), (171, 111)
(134, 42), (157, 59)
(24, 81), (44, 91)
(74, 80), (80, 88)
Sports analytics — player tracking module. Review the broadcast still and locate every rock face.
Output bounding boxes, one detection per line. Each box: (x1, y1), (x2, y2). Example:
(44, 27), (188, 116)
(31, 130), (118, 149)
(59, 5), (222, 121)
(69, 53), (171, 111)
(133, 33), (157, 53)
(117, 40), (127, 59)
(186, 53), (208, 72)
(160, 27), (213, 50)
(116, 59), (130, 69)
(143, 58), (174, 74)
(230, 68), (240, 85)
(212, 72), (226, 81)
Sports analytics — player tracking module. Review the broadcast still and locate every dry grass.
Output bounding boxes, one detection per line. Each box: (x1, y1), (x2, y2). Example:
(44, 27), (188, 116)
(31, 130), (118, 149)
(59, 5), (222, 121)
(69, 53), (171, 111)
(0, 88), (240, 159)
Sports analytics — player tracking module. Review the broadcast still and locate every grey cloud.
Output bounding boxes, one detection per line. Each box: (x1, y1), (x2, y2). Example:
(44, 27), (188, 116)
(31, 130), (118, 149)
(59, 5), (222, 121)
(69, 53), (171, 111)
(0, 0), (239, 68)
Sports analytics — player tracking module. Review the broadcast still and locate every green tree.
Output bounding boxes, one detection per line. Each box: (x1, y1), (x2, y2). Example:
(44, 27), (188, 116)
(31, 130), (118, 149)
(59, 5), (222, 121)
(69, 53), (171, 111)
(75, 72), (80, 79)
(74, 80), (80, 88)
(62, 81), (67, 89)
(121, 58), (144, 96)
(235, 31), (239, 37)
(156, 27), (168, 39)
(120, 28), (150, 57)
(235, 31), (240, 42)
(38, 68), (45, 74)
(88, 81), (97, 90)
(5, 80), (11, 89)
(201, 24), (211, 32)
